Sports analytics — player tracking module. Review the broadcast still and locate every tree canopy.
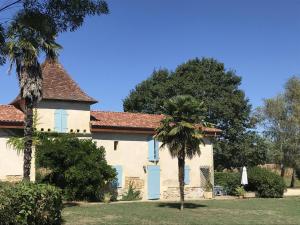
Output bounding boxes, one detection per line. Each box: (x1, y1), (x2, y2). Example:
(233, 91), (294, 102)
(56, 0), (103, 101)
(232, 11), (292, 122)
(0, 0), (109, 65)
(124, 58), (267, 169)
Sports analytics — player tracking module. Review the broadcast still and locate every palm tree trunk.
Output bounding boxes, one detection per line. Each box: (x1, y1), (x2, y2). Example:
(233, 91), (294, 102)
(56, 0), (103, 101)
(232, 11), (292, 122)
(23, 98), (34, 181)
(290, 168), (296, 188)
(178, 149), (185, 211)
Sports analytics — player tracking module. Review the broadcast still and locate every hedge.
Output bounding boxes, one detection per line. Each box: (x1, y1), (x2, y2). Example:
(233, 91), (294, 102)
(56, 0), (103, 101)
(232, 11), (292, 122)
(0, 182), (62, 225)
(215, 167), (286, 198)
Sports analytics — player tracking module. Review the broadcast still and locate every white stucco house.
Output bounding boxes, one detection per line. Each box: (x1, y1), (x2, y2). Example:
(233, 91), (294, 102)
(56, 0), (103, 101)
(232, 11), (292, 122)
(0, 60), (220, 200)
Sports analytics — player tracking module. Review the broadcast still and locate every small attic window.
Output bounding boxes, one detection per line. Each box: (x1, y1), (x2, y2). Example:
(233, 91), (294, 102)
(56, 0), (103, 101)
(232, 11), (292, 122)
(83, 129), (87, 133)
(76, 129), (80, 133)
(41, 128), (44, 132)
(114, 141), (119, 150)
(70, 129), (74, 133)
(48, 129), (51, 132)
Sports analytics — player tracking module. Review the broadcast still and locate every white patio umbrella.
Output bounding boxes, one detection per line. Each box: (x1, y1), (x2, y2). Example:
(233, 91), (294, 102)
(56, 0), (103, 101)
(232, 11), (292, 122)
(241, 166), (248, 185)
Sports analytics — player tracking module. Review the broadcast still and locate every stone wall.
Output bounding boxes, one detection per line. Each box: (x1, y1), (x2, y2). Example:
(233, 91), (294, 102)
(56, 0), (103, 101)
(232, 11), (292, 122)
(260, 164), (293, 176)
(5, 175), (22, 182)
(124, 176), (145, 198)
(125, 177), (144, 189)
(115, 176), (145, 199)
(162, 187), (204, 200)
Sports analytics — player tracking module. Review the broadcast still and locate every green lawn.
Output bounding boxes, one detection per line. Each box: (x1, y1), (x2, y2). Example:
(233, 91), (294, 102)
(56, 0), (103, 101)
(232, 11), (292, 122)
(63, 197), (300, 225)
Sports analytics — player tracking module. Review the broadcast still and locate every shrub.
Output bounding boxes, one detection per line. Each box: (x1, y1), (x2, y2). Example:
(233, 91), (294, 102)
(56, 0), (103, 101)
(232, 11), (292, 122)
(246, 167), (286, 198)
(121, 183), (142, 201)
(36, 134), (116, 201)
(103, 192), (112, 203)
(0, 182), (62, 225)
(214, 172), (240, 195)
(0, 181), (13, 189)
(235, 186), (246, 197)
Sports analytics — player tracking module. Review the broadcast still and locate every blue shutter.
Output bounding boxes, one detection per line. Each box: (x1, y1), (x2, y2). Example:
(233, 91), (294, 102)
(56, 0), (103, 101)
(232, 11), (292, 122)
(61, 110), (68, 133)
(54, 110), (62, 132)
(184, 165), (190, 185)
(113, 165), (123, 188)
(154, 139), (159, 161)
(148, 138), (155, 161)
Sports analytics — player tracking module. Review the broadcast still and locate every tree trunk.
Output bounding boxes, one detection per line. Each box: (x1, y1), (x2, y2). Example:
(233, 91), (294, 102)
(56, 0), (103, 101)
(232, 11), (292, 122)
(280, 164), (285, 177)
(23, 98), (34, 181)
(290, 168), (296, 188)
(178, 150), (185, 211)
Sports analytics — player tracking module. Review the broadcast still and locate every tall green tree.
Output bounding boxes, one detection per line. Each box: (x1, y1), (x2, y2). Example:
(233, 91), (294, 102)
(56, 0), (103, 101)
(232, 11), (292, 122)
(155, 95), (206, 210)
(259, 76), (300, 187)
(1, 0), (109, 180)
(124, 58), (266, 169)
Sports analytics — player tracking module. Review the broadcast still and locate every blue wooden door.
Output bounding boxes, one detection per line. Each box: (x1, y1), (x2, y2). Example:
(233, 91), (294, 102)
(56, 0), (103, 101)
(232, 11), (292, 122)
(147, 165), (160, 199)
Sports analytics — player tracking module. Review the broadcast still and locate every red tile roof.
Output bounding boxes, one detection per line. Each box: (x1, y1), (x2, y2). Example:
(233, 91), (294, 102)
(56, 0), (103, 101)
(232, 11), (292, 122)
(0, 106), (221, 133)
(0, 105), (24, 127)
(91, 111), (221, 133)
(91, 111), (165, 130)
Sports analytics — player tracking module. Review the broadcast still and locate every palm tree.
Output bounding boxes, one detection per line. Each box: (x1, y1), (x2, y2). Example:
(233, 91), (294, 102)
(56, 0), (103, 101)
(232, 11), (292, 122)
(6, 11), (60, 180)
(155, 95), (207, 210)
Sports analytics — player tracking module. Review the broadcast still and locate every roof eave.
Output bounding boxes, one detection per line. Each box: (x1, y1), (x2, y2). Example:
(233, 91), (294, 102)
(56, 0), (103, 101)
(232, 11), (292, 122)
(42, 98), (98, 105)
(90, 124), (221, 136)
(0, 121), (24, 129)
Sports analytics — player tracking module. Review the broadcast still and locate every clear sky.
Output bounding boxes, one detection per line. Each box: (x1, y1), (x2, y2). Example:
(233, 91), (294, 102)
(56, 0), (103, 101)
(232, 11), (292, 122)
(1, 0), (300, 111)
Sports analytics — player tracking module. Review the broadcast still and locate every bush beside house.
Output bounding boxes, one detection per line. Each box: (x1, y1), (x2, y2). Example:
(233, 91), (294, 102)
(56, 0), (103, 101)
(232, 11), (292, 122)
(246, 167), (286, 198)
(36, 134), (117, 201)
(0, 182), (62, 225)
(215, 167), (286, 198)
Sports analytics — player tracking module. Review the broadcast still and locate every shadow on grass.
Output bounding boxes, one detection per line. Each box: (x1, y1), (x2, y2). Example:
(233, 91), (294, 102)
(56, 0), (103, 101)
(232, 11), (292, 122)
(158, 202), (207, 209)
(63, 202), (80, 208)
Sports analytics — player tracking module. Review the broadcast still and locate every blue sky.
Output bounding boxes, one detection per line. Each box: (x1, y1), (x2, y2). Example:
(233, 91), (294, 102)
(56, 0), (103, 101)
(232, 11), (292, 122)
(1, 0), (300, 111)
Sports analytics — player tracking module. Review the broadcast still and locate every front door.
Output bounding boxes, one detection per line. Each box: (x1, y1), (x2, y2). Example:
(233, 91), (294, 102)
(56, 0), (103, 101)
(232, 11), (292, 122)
(147, 165), (160, 199)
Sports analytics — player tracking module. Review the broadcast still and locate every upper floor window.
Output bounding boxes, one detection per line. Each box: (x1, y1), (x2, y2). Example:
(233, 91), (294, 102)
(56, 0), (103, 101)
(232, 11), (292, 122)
(54, 109), (68, 133)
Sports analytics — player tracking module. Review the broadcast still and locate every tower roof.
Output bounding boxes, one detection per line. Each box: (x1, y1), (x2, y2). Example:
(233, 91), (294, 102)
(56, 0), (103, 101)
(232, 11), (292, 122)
(41, 60), (97, 103)
(11, 59), (97, 105)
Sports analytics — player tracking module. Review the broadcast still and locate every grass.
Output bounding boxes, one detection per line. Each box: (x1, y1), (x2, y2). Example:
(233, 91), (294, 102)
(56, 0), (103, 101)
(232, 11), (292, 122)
(63, 197), (300, 225)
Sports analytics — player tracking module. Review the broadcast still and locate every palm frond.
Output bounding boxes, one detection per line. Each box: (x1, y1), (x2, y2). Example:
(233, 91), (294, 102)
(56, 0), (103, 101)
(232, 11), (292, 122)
(155, 95), (208, 159)
(6, 136), (24, 155)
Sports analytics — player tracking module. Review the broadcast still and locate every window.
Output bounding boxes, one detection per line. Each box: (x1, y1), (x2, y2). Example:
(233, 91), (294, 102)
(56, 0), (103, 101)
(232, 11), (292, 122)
(200, 166), (211, 188)
(148, 137), (159, 161)
(54, 109), (68, 133)
(114, 141), (119, 150)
